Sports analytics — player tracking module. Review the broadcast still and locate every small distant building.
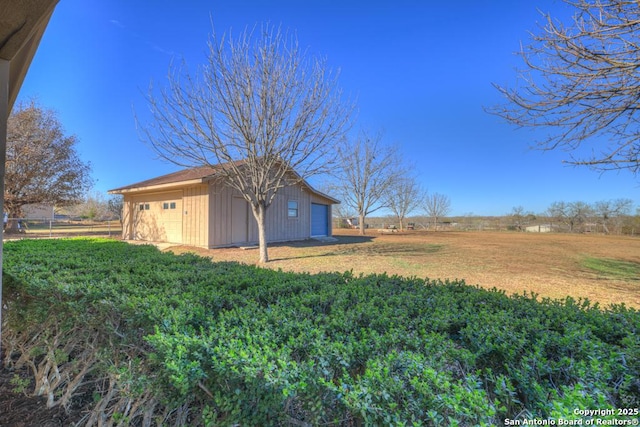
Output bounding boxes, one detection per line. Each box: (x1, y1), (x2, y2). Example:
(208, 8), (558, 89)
(525, 224), (554, 233)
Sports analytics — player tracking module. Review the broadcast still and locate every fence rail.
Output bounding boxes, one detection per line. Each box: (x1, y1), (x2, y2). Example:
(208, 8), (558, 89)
(3, 218), (122, 239)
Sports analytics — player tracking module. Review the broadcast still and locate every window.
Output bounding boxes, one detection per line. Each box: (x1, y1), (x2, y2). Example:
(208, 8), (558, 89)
(163, 202), (169, 209)
(139, 203), (150, 211)
(139, 204), (144, 211)
(163, 202), (177, 210)
(288, 200), (298, 218)
(170, 202), (176, 209)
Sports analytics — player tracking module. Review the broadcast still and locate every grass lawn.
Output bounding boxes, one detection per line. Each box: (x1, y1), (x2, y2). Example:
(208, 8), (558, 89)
(167, 229), (640, 308)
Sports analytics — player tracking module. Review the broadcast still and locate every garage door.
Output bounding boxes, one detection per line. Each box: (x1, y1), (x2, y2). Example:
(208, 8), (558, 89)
(133, 192), (183, 243)
(311, 203), (329, 237)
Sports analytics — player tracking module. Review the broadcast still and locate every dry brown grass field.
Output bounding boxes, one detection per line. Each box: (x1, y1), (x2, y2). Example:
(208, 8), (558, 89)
(167, 229), (640, 308)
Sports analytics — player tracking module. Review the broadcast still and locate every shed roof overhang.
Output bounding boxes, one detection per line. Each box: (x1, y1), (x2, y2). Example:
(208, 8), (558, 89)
(0, 0), (59, 112)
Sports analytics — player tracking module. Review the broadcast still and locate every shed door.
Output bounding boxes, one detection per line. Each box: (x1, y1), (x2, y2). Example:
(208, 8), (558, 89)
(231, 196), (248, 244)
(311, 203), (329, 236)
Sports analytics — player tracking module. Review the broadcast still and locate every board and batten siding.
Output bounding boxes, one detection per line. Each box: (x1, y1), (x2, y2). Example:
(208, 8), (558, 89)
(208, 183), (235, 247)
(182, 184), (209, 247)
(248, 183), (311, 243)
(208, 182), (312, 247)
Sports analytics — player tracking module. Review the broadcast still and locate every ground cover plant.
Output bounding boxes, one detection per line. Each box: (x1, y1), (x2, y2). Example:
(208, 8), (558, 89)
(1, 238), (639, 426)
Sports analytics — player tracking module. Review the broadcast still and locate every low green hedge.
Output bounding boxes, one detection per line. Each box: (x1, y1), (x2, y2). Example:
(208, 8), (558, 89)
(2, 238), (638, 426)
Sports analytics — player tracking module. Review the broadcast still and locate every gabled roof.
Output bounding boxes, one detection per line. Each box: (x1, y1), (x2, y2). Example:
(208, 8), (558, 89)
(108, 163), (340, 204)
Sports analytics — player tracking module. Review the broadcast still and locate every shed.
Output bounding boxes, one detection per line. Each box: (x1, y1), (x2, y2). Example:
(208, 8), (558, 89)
(109, 164), (339, 247)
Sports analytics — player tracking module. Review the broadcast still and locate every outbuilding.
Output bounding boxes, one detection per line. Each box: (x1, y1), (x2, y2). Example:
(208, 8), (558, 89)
(109, 165), (338, 248)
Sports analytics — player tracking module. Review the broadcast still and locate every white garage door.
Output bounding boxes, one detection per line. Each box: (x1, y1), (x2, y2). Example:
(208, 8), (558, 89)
(133, 192), (183, 243)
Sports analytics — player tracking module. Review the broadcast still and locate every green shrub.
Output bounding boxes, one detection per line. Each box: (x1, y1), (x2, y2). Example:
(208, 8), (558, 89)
(2, 238), (638, 425)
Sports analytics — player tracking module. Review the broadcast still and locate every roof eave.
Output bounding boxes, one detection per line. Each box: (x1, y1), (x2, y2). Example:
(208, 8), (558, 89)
(108, 178), (207, 195)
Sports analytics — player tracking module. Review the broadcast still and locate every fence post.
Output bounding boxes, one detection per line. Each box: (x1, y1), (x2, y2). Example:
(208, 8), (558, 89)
(108, 220), (111, 237)
(49, 218), (53, 238)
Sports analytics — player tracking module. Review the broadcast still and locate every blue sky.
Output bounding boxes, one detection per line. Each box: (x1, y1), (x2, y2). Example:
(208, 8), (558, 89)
(17, 0), (638, 216)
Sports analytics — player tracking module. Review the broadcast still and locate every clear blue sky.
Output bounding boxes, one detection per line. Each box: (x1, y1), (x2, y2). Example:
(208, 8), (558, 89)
(17, 0), (638, 216)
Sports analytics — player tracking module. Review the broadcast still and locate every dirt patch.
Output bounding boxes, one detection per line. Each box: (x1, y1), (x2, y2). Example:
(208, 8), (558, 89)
(0, 364), (86, 427)
(167, 230), (640, 308)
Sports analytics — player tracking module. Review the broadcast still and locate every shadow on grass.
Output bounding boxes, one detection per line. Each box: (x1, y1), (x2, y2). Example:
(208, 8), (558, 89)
(269, 235), (444, 262)
(266, 235), (375, 261)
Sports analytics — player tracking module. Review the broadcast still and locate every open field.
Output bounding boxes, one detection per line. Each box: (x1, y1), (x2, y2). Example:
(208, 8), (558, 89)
(168, 229), (640, 308)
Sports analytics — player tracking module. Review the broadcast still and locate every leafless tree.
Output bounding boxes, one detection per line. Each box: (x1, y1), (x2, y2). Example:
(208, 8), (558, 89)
(593, 198), (633, 234)
(566, 201), (594, 233)
(508, 206), (536, 231)
(384, 174), (425, 231)
(493, 0), (640, 175)
(547, 201), (569, 230)
(424, 192), (451, 231)
(5, 101), (92, 231)
(332, 130), (401, 235)
(139, 23), (352, 263)
(108, 195), (124, 225)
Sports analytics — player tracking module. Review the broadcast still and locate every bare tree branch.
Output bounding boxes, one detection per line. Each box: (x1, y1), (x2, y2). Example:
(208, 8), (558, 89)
(491, 0), (640, 175)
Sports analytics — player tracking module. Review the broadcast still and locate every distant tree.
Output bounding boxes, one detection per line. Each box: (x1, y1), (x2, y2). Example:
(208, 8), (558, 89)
(384, 175), (425, 231)
(567, 201), (593, 233)
(70, 192), (111, 221)
(107, 195), (124, 225)
(493, 0), (640, 175)
(593, 198), (633, 234)
(547, 201), (569, 230)
(5, 101), (92, 231)
(140, 23), (352, 263)
(424, 192), (451, 231)
(332, 130), (401, 235)
(508, 206), (536, 232)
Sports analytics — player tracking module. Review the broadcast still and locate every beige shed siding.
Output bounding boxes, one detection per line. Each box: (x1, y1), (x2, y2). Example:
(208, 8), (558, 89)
(208, 182), (234, 247)
(183, 184), (209, 247)
(122, 198), (135, 240)
(253, 184), (311, 243)
(208, 182), (312, 247)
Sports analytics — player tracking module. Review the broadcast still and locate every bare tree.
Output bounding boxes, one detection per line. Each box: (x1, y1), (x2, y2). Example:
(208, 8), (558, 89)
(139, 23), (352, 263)
(547, 201), (568, 228)
(594, 198), (633, 234)
(332, 130), (401, 235)
(566, 201), (593, 233)
(5, 101), (92, 231)
(108, 195), (124, 225)
(384, 174), (425, 231)
(508, 206), (536, 232)
(493, 0), (640, 175)
(424, 192), (451, 231)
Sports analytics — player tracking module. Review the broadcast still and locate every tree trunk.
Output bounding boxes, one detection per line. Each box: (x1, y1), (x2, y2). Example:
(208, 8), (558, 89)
(251, 203), (269, 263)
(359, 213), (366, 235)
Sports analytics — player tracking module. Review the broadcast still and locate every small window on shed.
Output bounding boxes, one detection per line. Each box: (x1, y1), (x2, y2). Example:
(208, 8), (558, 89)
(288, 200), (298, 218)
(144, 203), (150, 210)
(163, 202), (169, 210)
(139, 204), (145, 211)
(170, 202), (176, 209)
